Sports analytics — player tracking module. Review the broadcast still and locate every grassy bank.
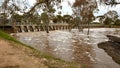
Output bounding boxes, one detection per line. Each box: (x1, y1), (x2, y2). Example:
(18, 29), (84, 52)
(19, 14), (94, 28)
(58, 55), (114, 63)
(0, 30), (80, 68)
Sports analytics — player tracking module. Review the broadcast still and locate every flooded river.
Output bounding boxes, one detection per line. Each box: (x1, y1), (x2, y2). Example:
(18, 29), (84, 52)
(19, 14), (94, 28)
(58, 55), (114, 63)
(16, 28), (120, 68)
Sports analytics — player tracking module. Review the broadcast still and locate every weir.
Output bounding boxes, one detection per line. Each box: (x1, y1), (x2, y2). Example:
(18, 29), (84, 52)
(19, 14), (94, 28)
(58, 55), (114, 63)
(1, 23), (109, 33)
(12, 23), (70, 33)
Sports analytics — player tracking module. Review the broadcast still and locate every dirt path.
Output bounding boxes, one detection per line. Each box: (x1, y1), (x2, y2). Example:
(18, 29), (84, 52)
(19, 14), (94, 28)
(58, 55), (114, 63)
(0, 39), (48, 68)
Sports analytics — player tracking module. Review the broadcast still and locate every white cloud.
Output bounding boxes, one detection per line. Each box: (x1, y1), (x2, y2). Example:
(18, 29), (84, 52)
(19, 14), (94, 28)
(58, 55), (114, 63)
(94, 3), (120, 16)
(61, 1), (73, 15)
(28, 0), (36, 6)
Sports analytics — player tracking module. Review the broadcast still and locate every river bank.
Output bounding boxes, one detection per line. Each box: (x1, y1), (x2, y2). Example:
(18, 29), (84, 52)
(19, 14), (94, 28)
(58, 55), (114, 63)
(98, 35), (120, 65)
(0, 30), (80, 68)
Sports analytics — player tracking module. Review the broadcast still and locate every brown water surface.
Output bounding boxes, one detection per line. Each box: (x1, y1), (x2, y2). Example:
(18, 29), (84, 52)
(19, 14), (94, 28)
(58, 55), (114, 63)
(16, 28), (120, 68)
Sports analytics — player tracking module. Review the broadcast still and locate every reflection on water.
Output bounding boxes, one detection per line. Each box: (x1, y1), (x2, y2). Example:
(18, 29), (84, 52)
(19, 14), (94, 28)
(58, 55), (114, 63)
(16, 28), (120, 68)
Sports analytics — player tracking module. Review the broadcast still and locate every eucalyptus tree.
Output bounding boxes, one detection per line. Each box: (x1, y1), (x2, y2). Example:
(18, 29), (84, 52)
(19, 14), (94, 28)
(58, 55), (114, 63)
(56, 15), (63, 23)
(24, 0), (61, 33)
(73, 0), (97, 34)
(114, 19), (120, 25)
(103, 10), (118, 25)
(0, 0), (62, 33)
(0, 13), (9, 26)
(41, 12), (49, 33)
(0, 0), (21, 30)
(11, 13), (23, 25)
(97, 10), (118, 25)
(71, 0), (120, 35)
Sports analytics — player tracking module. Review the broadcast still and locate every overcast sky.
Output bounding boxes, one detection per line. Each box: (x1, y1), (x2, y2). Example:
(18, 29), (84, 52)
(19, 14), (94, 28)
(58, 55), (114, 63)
(28, 0), (74, 15)
(94, 3), (120, 16)
(28, 0), (120, 16)
(0, 0), (120, 16)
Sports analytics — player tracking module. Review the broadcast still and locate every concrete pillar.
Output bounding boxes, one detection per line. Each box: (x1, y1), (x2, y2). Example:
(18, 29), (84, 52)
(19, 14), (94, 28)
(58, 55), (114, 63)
(38, 26), (41, 31)
(36, 26), (39, 32)
(54, 26), (56, 30)
(53, 26), (55, 30)
(27, 26), (30, 32)
(57, 26), (60, 30)
(67, 26), (69, 30)
(29, 26), (33, 32)
(48, 26), (52, 31)
(59, 26), (61, 30)
(21, 26), (25, 32)
(56, 26), (58, 30)
(51, 26), (54, 30)
(65, 26), (67, 30)
(50, 26), (52, 30)
(61, 26), (63, 30)
(32, 26), (36, 32)
(24, 26), (28, 32)
(42, 26), (45, 31)
(18, 26), (22, 32)
(63, 26), (64, 30)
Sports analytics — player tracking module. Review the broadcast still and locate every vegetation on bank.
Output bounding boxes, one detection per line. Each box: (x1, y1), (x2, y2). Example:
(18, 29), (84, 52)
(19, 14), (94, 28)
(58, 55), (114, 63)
(0, 30), (80, 68)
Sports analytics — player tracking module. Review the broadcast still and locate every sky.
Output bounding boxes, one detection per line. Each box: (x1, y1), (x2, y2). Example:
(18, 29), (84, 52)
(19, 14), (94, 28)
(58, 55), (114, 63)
(28, 0), (120, 17)
(28, 0), (74, 15)
(0, 0), (120, 17)
(94, 3), (120, 16)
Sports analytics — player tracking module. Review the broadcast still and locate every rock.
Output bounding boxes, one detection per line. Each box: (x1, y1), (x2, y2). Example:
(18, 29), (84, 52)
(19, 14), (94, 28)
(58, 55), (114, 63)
(98, 35), (120, 65)
(106, 35), (120, 43)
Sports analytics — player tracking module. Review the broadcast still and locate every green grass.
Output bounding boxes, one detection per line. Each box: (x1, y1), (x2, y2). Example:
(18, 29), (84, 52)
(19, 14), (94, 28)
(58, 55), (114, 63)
(0, 30), (36, 50)
(0, 30), (19, 42)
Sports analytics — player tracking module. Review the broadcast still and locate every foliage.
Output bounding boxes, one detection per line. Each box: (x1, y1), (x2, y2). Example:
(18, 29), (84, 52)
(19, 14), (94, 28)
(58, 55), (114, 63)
(73, 0), (97, 22)
(99, 0), (120, 5)
(114, 19), (120, 25)
(11, 13), (23, 22)
(63, 15), (73, 23)
(56, 15), (63, 23)
(103, 17), (113, 25)
(41, 12), (49, 23)
(105, 10), (118, 21)
(72, 0), (120, 25)
(0, 13), (9, 25)
(98, 10), (119, 25)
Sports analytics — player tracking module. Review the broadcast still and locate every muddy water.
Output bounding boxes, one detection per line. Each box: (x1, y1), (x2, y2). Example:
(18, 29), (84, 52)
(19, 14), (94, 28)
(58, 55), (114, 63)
(16, 28), (120, 68)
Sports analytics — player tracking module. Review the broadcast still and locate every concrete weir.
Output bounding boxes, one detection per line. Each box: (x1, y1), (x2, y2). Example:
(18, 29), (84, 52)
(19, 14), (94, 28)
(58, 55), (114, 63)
(13, 23), (70, 33)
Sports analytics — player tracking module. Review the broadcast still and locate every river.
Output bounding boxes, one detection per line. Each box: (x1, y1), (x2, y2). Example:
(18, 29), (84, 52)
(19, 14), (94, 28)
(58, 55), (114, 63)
(16, 28), (120, 68)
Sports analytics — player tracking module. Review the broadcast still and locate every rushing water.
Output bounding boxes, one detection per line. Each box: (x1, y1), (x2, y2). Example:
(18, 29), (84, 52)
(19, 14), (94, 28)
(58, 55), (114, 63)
(16, 28), (120, 68)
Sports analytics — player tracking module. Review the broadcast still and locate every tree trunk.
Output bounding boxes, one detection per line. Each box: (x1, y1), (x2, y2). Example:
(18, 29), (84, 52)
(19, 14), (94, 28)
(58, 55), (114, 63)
(87, 22), (90, 35)
(78, 21), (81, 32)
(45, 23), (49, 33)
(69, 24), (71, 32)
